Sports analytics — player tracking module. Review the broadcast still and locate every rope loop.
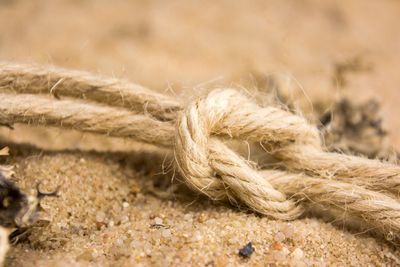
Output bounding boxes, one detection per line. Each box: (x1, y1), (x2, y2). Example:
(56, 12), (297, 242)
(174, 89), (306, 219)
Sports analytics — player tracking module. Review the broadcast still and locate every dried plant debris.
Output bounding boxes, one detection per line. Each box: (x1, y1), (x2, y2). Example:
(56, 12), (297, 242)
(253, 77), (394, 160)
(333, 56), (372, 88)
(319, 98), (395, 159)
(0, 147), (9, 157)
(0, 165), (15, 180)
(0, 147), (14, 179)
(0, 173), (27, 228)
(0, 173), (59, 243)
(142, 179), (179, 200)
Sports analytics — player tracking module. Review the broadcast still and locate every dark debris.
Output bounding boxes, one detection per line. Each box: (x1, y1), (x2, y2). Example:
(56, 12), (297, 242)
(238, 242), (255, 258)
(0, 172), (59, 243)
(319, 98), (393, 159)
(0, 173), (26, 228)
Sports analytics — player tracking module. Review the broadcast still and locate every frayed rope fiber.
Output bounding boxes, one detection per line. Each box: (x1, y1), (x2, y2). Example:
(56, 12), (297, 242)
(1, 62), (400, 242)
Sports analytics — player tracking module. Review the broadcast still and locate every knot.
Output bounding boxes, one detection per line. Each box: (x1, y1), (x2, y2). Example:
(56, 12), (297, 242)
(2, 62), (400, 241)
(174, 89), (320, 220)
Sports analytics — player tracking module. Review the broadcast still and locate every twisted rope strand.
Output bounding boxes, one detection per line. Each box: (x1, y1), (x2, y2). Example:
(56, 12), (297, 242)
(262, 169), (400, 241)
(173, 89), (400, 238)
(0, 93), (174, 146)
(1, 62), (400, 241)
(273, 145), (400, 197)
(174, 89), (304, 220)
(175, 89), (400, 197)
(0, 62), (181, 121)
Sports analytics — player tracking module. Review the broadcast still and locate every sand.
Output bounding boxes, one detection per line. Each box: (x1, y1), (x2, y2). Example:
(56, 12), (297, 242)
(1, 0), (400, 266)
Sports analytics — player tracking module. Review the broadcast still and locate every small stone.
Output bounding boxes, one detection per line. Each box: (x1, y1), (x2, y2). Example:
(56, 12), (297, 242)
(91, 249), (99, 258)
(228, 237), (239, 245)
(151, 230), (161, 242)
(292, 229), (307, 243)
(162, 229), (172, 238)
(130, 240), (141, 248)
(274, 232), (286, 242)
(197, 213), (207, 223)
(183, 213), (193, 221)
(121, 215), (129, 223)
(291, 248), (304, 260)
(130, 183), (141, 194)
(154, 217), (163, 225)
(273, 251), (286, 262)
(115, 238), (124, 246)
(96, 222), (107, 230)
(76, 250), (94, 261)
(143, 242), (152, 255)
(96, 211), (106, 223)
(191, 231), (203, 242)
(238, 242), (255, 258)
(281, 246), (290, 256)
(282, 224), (294, 239)
(214, 256), (228, 267)
(122, 202), (129, 208)
(271, 242), (283, 251)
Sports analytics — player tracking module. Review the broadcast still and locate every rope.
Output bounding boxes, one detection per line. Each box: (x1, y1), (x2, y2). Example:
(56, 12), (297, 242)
(1, 62), (400, 242)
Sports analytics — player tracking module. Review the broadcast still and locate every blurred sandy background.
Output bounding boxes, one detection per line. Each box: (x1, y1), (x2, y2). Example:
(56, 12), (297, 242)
(1, 0), (400, 266)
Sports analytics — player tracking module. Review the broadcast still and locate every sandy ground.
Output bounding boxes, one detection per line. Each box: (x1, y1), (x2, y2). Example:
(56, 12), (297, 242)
(1, 0), (400, 266)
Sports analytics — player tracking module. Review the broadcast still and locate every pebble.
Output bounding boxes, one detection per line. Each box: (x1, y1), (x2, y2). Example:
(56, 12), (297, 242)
(122, 202), (129, 208)
(274, 232), (286, 242)
(238, 242), (255, 258)
(282, 224), (294, 239)
(281, 247), (290, 256)
(115, 238), (124, 246)
(291, 248), (304, 260)
(96, 211), (106, 223)
(130, 240), (141, 248)
(151, 230), (162, 242)
(197, 213), (207, 223)
(76, 250), (94, 261)
(228, 237), (239, 245)
(271, 242), (283, 251)
(183, 214), (193, 222)
(121, 216), (129, 224)
(191, 231), (203, 242)
(143, 242), (152, 255)
(162, 229), (172, 238)
(273, 251), (287, 262)
(154, 217), (163, 225)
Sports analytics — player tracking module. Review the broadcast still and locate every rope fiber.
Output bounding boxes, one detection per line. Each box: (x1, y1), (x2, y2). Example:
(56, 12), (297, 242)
(1, 62), (400, 242)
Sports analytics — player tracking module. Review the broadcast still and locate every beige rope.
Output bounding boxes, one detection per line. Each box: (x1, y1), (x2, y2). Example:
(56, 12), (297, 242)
(0, 62), (181, 121)
(1, 62), (400, 242)
(263, 169), (400, 241)
(274, 145), (400, 198)
(174, 89), (400, 198)
(174, 89), (400, 240)
(0, 94), (174, 146)
(174, 89), (308, 220)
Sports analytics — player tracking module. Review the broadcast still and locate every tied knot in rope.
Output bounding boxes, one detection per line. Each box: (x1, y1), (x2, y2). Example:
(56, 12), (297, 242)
(2, 62), (400, 241)
(174, 89), (321, 220)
